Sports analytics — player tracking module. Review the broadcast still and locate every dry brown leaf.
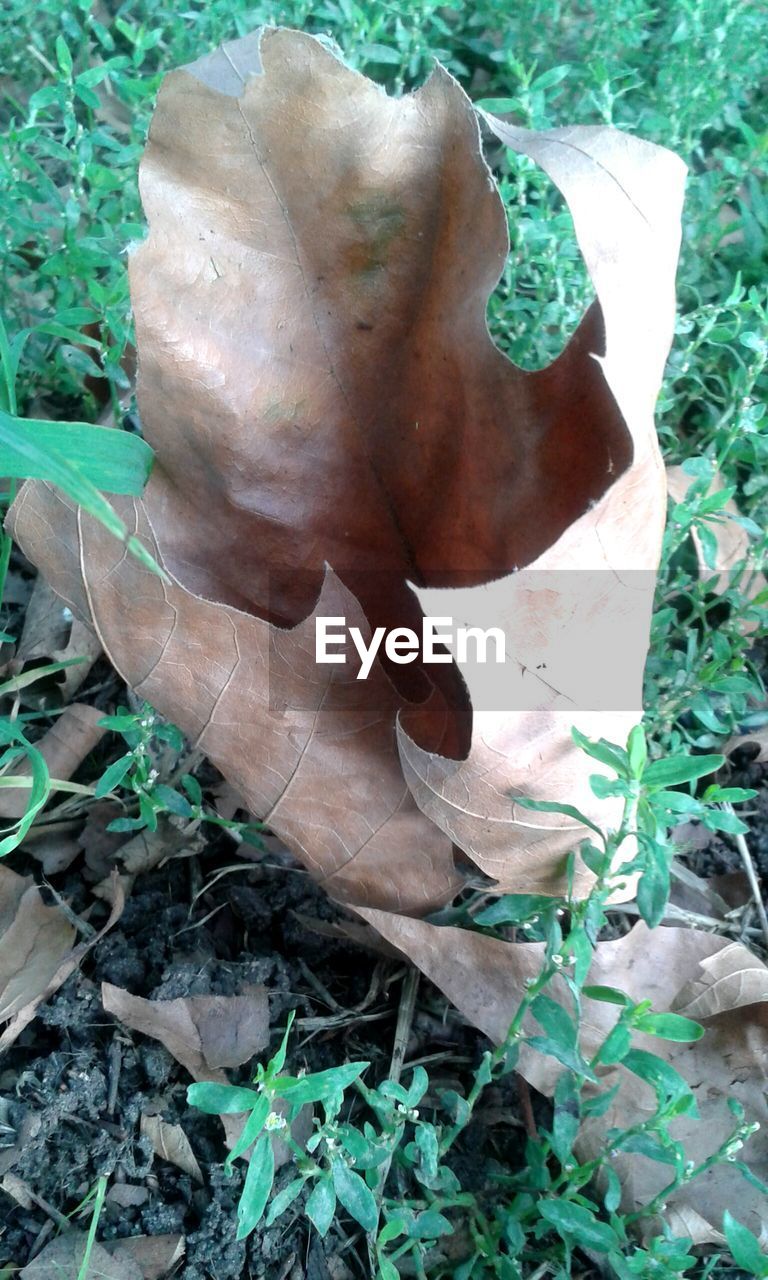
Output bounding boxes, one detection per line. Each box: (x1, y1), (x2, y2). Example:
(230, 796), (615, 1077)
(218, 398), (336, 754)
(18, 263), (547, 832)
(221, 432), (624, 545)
(359, 909), (768, 1239)
(0, 864), (76, 1023)
(724, 727), (768, 763)
(0, 871), (123, 1055)
(666, 465), (765, 606)
(102, 982), (269, 1077)
(8, 27), (684, 911)
(140, 1112), (203, 1183)
(12, 576), (101, 702)
(104, 1234), (185, 1280)
(19, 1233), (143, 1280)
(0, 702), (106, 819)
(672, 942), (768, 1018)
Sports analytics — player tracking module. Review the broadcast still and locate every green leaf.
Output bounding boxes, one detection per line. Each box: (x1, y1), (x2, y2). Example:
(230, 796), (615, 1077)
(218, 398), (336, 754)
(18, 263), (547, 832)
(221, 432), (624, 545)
(95, 753), (134, 797)
(55, 35), (74, 77)
(593, 1022), (632, 1066)
(512, 794), (603, 837)
(622, 1050), (695, 1110)
(643, 754), (723, 787)
(571, 727), (628, 774)
(405, 1066), (429, 1107)
(265, 1176), (305, 1226)
(723, 1212), (768, 1276)
(225, 1095), (271, 1168)
(0, 410), (161, 577)
(538, 1198), (619, 1252)
(186, 1083), (262, 1115)
(236, 1135), (275, 1239)
(531, 994), (577, 1049)
(584, 986), (629, 1006)
(332, 1162), (378, 1232)
(152, 784), (193, 817)
(552, 1071), (580, 1165)
(627, 726), (647, 779)
(633, 1012), (704, 1042)
(0, 409), (153, 494)
(268, 1010), (295, 1077)
(407, 1209), (453, 1240)
(618, 1132), (680, 1165)
(474, 893), (553, 925)
(603, 1167), (622, 1214)
(277, 1061), (368, 1107)
(306, 1174), (336, 1238)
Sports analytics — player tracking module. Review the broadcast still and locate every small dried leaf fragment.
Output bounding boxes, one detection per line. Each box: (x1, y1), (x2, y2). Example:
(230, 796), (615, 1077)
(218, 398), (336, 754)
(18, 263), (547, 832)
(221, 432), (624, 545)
(104, 1234), (185, 1280)
(0, 872), (123, 1054)
(141, 1113), (203, 1183)
(671, 942), (768, 1018)
(0, 865), (76, 1022)
(102, 982), (270, 1077)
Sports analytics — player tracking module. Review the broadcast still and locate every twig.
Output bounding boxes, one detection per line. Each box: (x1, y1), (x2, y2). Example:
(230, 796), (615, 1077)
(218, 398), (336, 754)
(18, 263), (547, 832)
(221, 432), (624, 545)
(389, 967), (419, 1085)
(723, 802), (768, 952)
(516, 1073), (539, 1141)
(368, 968), (420, 1272)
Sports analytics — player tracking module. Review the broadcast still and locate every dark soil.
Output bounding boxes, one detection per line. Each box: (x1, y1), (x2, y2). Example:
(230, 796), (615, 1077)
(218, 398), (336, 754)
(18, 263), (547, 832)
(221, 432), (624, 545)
(0, 830), (494, 1279)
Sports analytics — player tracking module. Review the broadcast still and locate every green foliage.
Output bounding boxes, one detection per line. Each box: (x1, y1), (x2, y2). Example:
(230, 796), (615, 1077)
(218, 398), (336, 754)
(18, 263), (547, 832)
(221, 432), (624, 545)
(188, 728), (761, 1276)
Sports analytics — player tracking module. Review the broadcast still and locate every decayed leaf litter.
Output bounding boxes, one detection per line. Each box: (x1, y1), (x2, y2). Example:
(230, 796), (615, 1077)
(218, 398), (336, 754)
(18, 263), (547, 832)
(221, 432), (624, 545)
(5, 26), (768, 1242)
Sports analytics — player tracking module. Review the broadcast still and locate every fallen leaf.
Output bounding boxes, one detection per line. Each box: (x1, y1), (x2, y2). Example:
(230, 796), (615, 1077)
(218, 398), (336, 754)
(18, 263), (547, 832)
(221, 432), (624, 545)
(22, 821), (82, 875)
(12, 576), (101, 703)
(104, 1234), (185, 1280)
(724, 728), (768, 763)
(359, 909), (768, 1240)
(0, 871), (123, 1054)
(140, 1113), (203, 1183)
(0, 864), (76, 1023)
(0, 702), (106, 819)
(19, 1233), (143, 1280)
(102, 982), (269, 1077)
(7, 27), (684, 910)
(671, 942), (768, 1018)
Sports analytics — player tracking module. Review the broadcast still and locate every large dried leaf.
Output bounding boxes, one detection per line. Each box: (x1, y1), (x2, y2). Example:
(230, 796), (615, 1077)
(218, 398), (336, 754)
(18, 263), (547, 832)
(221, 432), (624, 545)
(360, 908), (768, 1240)
(8, 28), (683, 909)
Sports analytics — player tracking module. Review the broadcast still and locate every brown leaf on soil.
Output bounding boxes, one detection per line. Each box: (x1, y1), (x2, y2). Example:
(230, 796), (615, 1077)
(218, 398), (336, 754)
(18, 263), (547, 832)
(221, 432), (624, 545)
(8, 27), (684, 911)
(140, 1112), (203, 1183)
(0, 871), (123, 1054)
(19, 1233), (144, 1280)
(724, 727), (768, 763)
(0, 702), (106, 819)
(102, 982), (270, 1077)
(666, 465), (765, 612)
(0, 865), (76, 1023)
(12, 576), (101, 703)
(104, 1234), (185, 1280)
(671, 942), (768, 1018)
(359, 910), (768, 1240)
